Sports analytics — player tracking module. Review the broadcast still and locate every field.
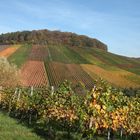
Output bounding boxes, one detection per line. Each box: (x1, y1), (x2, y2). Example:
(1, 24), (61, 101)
(70, 46), (140, 75)
(45, 45), (95, 89)
(4, 44), (140, 88)
(81, 64), (140, 88)
(0, 45), (19, 58)
(7, 44), (48, 87)
(28, 45), (48, 61)
(45, 61), (94, 89)
(48, 45), (89, 63)
(8, 44), (32, 67)
(20, 60), (48, 87)
(67, 46), (140, 88)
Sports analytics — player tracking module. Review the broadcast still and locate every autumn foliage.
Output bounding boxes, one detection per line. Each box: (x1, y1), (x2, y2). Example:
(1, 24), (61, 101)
(0, 57), (20, 87)
(0, 81), (139, 139)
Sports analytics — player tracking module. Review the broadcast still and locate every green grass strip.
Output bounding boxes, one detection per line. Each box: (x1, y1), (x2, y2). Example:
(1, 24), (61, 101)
(8, 44), (32, 68)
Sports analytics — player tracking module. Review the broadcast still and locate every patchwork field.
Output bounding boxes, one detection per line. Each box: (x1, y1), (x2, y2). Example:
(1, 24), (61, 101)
(48, 45), (89, 63)
(45, 61), (94, 89)
(8, 44), (32, 67)
(7, 44), (49, 87)
(70, 46), (140, 75)
(20, 60), (48, 87)
(81, 64), (140, 88)
(5, 44), (140, 88)
(29, 45), (48, 61)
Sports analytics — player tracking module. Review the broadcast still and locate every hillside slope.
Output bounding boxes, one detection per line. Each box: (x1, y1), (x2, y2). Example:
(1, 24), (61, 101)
(46, 45), (140, 88)
(0, 30), (139, 88)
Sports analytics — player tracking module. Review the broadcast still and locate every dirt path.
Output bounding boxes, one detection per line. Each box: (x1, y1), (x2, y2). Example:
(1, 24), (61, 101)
(0, 47), (19, 58)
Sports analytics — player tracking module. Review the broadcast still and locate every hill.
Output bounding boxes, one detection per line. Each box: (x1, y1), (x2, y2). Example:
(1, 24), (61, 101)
(0, 30), (139, 89)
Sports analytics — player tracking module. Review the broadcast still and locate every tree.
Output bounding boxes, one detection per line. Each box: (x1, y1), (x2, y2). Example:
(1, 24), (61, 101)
(0, 57), (20, 87)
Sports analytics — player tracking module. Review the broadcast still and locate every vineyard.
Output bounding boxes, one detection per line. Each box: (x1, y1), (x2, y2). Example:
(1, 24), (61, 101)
(70, 46), (140, 75)
(28, 45), (48, 61)
(81, 64), (140, 88)
(1, 44), (140, 89)
(48, 45), (89, 64)
(45, 61), (94, 89)
(0, 43), (140, 139)
(67, 46), (140, 88)
(45, 45), (95, 89)
(5, 44), (49, 87)
(20, 60), (48, 87)
(0, 23), (139, 140)
(8, 44), (31, 67)
(0, 81), (139, 140)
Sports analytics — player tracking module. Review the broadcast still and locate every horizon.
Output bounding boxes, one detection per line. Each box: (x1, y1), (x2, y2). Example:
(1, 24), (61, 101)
(0, 0), (140, 57)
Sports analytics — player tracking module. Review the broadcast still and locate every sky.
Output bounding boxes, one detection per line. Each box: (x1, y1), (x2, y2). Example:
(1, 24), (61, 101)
(0, 0), (140, 57)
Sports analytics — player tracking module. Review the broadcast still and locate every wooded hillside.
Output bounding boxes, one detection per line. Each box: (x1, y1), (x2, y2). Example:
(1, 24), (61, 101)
(0, 29), (108, 51)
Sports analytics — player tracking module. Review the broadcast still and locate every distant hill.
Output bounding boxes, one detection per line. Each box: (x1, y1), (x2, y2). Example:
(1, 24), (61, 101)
(0, 29), (139, 88)
(0, 29), (107, 51)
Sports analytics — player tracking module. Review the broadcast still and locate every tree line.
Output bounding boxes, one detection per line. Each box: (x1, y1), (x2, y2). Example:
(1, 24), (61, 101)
(0, 29), (107, 51)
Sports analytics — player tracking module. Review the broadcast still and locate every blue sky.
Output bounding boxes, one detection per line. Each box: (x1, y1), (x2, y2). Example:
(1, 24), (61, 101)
(0, 0), (140, 57)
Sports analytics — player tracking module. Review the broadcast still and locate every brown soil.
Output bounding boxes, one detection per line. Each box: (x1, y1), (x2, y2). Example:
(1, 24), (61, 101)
(0, 47), (18, 58)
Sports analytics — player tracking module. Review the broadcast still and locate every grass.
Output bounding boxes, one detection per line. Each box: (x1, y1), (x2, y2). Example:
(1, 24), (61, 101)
(81, 64), (140, 88)
(91, 47), (140, 75)
(0, 112), (43, 140)
(71, 46), (140, 75)
(69, 46), (102, 65)
(125, 74), (140, 85)
(48, 45), (89, 64)
(8, 44), (32, 67)
(47, 45), (140, 88)
(0, 112), (108, 140)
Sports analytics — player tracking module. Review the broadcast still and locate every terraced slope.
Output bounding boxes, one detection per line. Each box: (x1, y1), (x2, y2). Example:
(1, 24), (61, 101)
(70, 46), (140, 75)
(45, 61), (94, 89)
(81, 64), (140, 88)
(46, 45), (140, 88)
(20, 60), (48, 87)
(48, 45), (89, 64)
(7, 44), (140, 88)
(8, 44), (49, 87)
(8, 44), (32, 67)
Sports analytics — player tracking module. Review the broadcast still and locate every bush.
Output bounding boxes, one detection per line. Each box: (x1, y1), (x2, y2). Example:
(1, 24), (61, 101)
(0, 57), (20, 87)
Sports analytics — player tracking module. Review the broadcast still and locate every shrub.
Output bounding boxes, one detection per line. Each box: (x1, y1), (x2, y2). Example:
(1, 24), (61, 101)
(0, 57), (20, 87)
